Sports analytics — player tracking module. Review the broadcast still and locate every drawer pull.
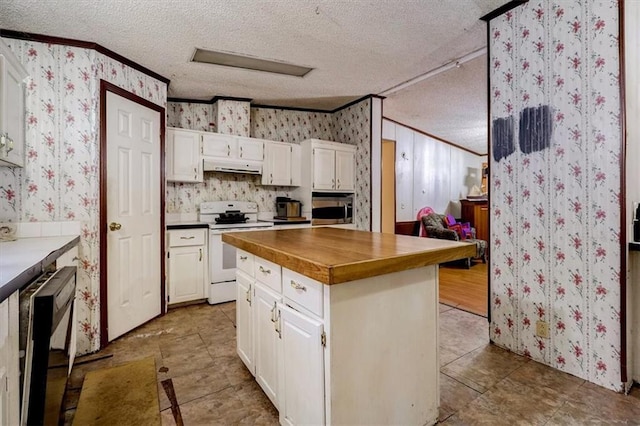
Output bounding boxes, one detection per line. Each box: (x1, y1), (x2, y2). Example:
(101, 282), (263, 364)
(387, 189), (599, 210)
(240, 256), (248, 261)
(290, 280), (307, 292)
(180, 236), (195, 240)
(259, 266), (271, 274)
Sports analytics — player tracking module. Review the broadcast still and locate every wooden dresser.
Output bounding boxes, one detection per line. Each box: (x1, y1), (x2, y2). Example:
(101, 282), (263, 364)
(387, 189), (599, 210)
(460, 199), (489, 242)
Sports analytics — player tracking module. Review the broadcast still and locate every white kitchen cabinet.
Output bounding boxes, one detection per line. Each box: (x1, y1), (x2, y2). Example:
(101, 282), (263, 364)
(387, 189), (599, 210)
(167, 228), (207, 304)
(236, 270), (254, 373)
(202, 133), (264, 161)
(277, 303), (325, 426)
(237, 136), (265, 161)
(253, 282), (281, 408)
(0, 291), (19, 426)
(302, 139), (355, 192)
(166, 128), (203, 183)
(0, 39), (28, 168)
(335, 149), (355, 191)
(201, 132), (237, 158)
(262, 141), (301, 186)
(312, 147), (336, 190)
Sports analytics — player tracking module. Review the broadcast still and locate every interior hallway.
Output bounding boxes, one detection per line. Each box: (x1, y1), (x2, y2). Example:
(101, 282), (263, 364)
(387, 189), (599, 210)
(64, 302), (640, 425)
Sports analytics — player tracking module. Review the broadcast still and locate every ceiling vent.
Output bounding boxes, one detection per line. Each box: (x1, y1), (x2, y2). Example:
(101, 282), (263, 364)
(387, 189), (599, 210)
(191, 48), (313, 77)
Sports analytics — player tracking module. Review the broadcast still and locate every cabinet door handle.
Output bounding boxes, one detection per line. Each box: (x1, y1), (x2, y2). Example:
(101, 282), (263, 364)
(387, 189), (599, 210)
(240, 255), (248, 261)
(227, 145), (231, 156)
(240, 146), (243, 157)
(270, 173), (273, 184)
(180, 236), (195, 240)
(259, 266), (271, 274)
(246, 284), (252, 305)
(275, 309), (282, 338)
(199, 248), (202, 261)
(290, 280), (307, 292)
(271, 302), (277, 323)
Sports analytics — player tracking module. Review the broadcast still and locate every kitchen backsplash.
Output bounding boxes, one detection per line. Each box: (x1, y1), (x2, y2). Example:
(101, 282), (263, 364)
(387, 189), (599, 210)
(166, 101), (372, 231)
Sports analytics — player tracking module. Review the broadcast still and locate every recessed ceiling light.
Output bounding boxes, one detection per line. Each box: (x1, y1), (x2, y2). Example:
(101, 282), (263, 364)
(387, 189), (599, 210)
(191, 48), (313, 77)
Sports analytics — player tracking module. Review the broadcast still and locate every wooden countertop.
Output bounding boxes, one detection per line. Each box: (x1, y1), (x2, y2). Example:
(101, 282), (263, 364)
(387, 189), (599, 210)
(222, 228), (476, 285)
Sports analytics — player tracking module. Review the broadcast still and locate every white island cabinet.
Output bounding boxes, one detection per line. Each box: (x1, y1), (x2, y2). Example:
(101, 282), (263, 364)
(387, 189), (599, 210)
(225, 228), (475, 425)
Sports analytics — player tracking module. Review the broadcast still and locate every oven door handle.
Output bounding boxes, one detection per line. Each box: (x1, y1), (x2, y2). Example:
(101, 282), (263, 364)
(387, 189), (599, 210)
(344, 203), (348, 221)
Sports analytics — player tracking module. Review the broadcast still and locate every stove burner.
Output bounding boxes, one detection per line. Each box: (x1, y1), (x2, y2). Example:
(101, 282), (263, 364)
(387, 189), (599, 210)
(215, 211), (249, 224)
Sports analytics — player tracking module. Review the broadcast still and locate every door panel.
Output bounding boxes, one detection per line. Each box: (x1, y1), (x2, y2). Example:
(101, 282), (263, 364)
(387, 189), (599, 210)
(335, 150), (355, 191)
(278, 304), (324, 426)
(254, 282), (281, 408)
(107, 91), (161, 341)
(236, 271), (254, 373)
(313, 147), (335, 190)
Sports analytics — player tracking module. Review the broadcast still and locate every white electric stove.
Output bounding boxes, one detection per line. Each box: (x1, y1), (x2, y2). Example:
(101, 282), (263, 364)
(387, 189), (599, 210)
(199, 201), (273, 304)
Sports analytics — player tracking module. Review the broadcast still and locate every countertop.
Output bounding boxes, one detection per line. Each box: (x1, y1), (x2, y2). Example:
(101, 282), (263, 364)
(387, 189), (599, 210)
(222, 227), (476, 285)
(0, 235), (80, 302)
(166, 222), (210, 230)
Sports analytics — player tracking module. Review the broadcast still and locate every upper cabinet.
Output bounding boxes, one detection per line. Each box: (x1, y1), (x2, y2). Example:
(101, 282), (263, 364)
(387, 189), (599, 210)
(262, 141), (301, 186)
(201, 132), (263, 161)
(302, 139), (356, 192)
(166, 128), (203, 183)
(0, 39), (28, 168)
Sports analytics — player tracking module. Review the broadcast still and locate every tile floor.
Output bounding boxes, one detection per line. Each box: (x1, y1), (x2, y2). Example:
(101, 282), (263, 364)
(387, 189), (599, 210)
(64, 302), (640, 425)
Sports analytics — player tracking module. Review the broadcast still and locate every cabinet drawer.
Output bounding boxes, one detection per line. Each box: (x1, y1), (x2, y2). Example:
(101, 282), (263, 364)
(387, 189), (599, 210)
(236, 249), (255, 277)
(168, 229), (206, 247)
(254, 257), (281, 292)
(282, 268), (323, 317)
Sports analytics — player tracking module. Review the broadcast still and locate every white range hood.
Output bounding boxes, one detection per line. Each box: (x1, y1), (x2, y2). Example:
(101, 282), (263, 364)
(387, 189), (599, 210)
(202, 158), (262, 175)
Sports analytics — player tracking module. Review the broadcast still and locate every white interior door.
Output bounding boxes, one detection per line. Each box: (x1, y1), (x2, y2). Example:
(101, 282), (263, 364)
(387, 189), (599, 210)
(106, 91), (161, 341)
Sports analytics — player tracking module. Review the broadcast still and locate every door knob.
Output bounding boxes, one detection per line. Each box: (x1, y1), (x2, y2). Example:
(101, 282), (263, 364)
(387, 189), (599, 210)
(109, 222), (122, 231)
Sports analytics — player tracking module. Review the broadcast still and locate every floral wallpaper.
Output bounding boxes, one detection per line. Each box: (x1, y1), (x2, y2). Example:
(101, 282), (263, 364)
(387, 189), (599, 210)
(489, 1), (622, 390)
(216, 99), (250, 136)
(333, 99), (371, 230)
(0, 38), (167, 355)
(167, 102), (212, 131)
(251, 108), (334, 143)
(167, 101), (372, 231)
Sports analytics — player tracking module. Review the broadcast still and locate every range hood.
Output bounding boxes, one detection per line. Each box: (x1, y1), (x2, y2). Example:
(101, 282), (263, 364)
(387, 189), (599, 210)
(202, 158), (262, 175)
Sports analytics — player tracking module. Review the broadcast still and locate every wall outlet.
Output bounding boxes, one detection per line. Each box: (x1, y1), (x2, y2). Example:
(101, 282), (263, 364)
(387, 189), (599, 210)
(536, 320), (549, 339)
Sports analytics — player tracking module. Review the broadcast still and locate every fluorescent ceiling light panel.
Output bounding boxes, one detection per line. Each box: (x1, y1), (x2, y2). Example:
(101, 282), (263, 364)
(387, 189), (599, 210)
(192, 48), (312, 77)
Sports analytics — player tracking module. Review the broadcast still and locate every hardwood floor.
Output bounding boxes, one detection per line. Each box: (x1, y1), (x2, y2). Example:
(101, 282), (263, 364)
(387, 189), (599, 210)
(438, 261), (488, 317)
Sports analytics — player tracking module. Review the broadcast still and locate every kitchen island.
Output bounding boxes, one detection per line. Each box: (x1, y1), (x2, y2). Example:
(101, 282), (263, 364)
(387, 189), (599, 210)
(222, 227), (475, 426)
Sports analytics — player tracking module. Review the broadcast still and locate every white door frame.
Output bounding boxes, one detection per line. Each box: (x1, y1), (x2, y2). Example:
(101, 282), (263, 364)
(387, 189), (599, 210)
(99, 80), (166, 348)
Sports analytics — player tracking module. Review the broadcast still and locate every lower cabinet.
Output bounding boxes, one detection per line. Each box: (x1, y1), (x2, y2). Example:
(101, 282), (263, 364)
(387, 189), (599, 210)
(236, 250), (325, 424)
(253, 282), (281, 408)
(236, 270), (254, 372)
(167, 229), (207, 305)
(277, 303), (325, 426)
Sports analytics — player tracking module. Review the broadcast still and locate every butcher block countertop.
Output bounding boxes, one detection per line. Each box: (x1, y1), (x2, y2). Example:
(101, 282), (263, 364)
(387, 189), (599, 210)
(222, 227), (476, 285)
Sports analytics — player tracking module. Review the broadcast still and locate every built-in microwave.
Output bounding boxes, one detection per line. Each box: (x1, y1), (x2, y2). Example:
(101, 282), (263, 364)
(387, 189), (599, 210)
(311, 192), (354, 225)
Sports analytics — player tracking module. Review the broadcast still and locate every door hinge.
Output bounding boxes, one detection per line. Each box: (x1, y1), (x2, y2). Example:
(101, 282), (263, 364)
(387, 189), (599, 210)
(167, 295), (170, 303)
(321, 331), (326, 347)
(167, 252), (170, 258)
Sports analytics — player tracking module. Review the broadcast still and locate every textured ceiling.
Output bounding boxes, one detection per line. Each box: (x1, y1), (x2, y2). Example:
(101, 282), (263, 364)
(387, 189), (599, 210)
(0, 0), (508, 154)
(384, 55), (489, 155)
